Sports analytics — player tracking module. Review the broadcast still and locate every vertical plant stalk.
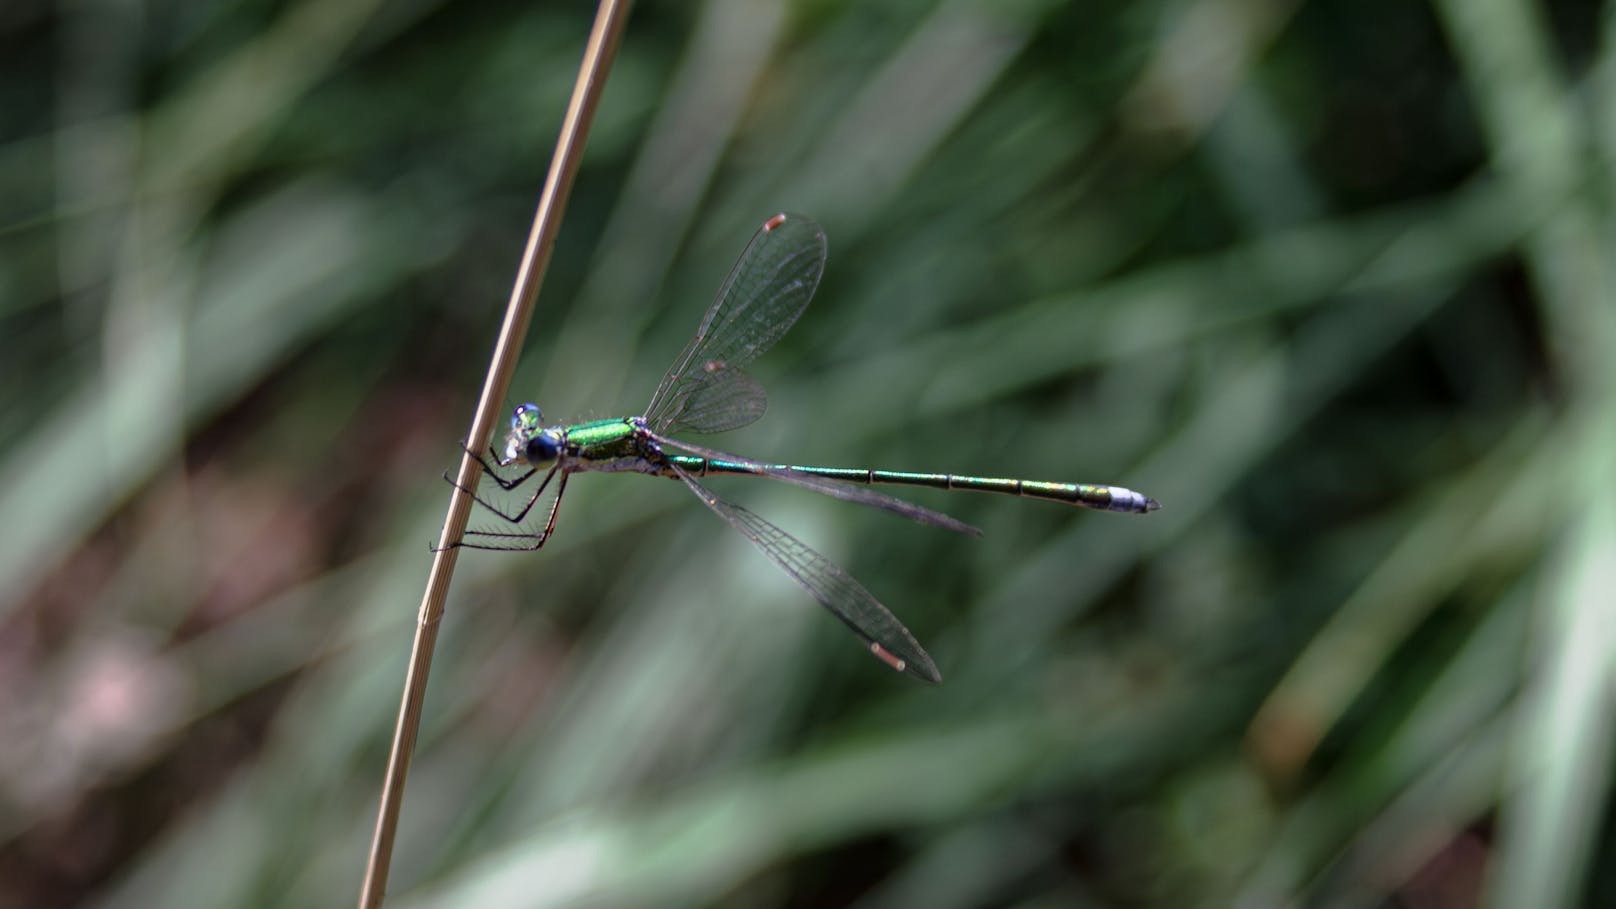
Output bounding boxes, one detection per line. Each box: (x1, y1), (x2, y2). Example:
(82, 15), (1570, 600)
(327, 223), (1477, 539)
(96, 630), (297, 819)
(357, 2), (633, 906)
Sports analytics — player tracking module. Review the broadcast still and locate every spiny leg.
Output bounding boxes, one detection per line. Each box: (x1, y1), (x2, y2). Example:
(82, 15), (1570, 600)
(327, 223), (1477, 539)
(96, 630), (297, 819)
(451, 473), (570, 552)
(444, 463), (559, 525)
(453, 441), (537, 492)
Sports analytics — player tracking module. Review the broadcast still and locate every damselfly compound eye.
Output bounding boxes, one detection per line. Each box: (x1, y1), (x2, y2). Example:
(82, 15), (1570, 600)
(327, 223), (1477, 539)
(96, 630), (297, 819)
(525, 431), (562, 464)
(511, 403), (542, 429)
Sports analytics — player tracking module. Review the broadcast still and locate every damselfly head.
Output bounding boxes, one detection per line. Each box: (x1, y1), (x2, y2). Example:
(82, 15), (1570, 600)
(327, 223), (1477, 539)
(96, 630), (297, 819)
(502, 403), (561, 465)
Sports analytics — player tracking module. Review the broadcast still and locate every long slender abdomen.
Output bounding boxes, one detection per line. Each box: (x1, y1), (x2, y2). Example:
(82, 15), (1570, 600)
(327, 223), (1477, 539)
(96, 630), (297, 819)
(666, 457), (1159, 513)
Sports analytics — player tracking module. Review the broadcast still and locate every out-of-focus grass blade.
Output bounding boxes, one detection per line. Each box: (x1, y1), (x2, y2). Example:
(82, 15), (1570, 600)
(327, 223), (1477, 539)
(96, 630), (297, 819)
(1248, 412), (1561, 778)
(819, 178), (1537, 430)
(0, 182), (424, 621)
(385, 703), (1178, 909)
(1236, 576), (1533, 906)
(1489, 443), (1616, 909)
(1433, 2), (1616, 905)
(784, 1), (1029, 233)
(537, 0), (788, 416)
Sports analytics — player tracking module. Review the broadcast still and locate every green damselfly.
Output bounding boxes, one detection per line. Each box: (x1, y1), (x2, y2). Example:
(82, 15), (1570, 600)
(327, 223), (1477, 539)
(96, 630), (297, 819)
(452, 213), (1158, 683)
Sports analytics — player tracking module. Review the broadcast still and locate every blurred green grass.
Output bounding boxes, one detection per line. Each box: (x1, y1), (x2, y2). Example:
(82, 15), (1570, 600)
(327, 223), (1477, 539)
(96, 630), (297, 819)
(3, 0), (1614, 907)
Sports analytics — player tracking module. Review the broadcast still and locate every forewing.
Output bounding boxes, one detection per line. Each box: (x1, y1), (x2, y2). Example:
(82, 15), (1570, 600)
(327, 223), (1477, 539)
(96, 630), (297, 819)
(644, 214), (826, 434)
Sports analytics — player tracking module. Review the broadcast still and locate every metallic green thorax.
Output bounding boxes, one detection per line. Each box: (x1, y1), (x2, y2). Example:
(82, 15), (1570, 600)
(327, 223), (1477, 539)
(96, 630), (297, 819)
(557, 418), (651, 473)
(564, 418), (639, 455)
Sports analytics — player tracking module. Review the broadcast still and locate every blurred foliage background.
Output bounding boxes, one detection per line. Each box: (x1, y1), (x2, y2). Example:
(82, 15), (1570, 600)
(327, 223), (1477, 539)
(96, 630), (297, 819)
(2, 0), (1614, 906)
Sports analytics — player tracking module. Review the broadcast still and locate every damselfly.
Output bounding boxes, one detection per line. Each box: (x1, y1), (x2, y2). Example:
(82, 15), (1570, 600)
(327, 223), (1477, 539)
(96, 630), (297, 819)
(451, 213), (1158, 682)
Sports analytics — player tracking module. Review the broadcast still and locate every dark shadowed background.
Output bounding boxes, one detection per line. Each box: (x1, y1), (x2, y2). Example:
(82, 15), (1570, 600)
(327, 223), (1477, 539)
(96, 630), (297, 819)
(2, 0), (1613, 906)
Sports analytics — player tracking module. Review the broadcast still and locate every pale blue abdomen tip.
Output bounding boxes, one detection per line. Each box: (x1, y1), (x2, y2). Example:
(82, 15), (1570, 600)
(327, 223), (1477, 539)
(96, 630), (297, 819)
(1110, 487), (1159, 513)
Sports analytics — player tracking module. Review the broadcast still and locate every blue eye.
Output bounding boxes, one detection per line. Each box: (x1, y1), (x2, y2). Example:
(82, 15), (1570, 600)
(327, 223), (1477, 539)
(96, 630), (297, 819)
(512, 403), (542, 428)
(526, 431), (561, 463)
